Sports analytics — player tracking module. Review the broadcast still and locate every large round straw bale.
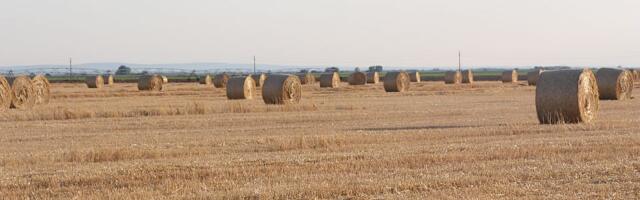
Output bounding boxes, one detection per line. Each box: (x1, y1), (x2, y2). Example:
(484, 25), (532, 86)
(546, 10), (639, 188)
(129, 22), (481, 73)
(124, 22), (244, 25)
(527, 69), (544, 86)
(199, 74), (213, 85)
(8, 76), (36, 109)
(348, 72), (367, 85)
(536, 69), (599, 124)
(251, 73), (267, 87)
(0, 76), (12, 110)
(161, 76), (169, 83)
(384, 71), (410, 92)
(262, 75), (302, 104)
(104, 74), (114, 85)
(444, 70), (462, 84)
(297, 73), (316, 85)
(502, 69), (518, 83)
(319, 72), (340, 88)
(462, 70), (474, 84)
(31, 74), (51, 105)
(227, 76), (256, 100)
(138, 74), (164, 91)
(409, 71), (421, 82)
(85, 75), (104, 88)
(213, 73), (229, 88)
(366, 72), (380, 84)
(596, 68), (633, 100)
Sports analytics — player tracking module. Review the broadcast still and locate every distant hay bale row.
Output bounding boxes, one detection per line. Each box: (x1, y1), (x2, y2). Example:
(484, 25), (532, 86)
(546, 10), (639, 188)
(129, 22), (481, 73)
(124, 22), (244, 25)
(262, 74), (302, 104)
(31, 75), (51, 105)
(8, 76), (36, 109)
(86, 75), (104, 88)
(502, 69), (518, 83)
(409, 71), (421, 82)
(319, 72), (340, 88)
(527, 69), (543, 86)
(348, 72), (367, 85)
(199, 74), (213, 85)
(444, 70), (462, 84)
(227, 76), (256, 100)
(161, 76), (169, 83)
(138, 74), (164, 91)
(251, 73), (267, 87)
(366, 72), (380, 84)
(0, 76), (11, 110)
(297, 73), (316, 85)
(213, 73), (229, 88)
(384, 71), (410, 92)
(596, 68), (633, 100)
(536, 69), (599, 124)
(462, 70), (473, 84)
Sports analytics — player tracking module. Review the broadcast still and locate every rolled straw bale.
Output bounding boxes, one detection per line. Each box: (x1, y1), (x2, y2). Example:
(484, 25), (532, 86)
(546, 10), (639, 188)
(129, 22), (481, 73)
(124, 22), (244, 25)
(251, 73), (267, 87)
(444, 70), (462, 84)
(213, 73), (229, 88)
(462, 70), (474, 84)
(348, 72), (367, 85)
(0, 76), (11, 110)
(409, 71), (421, 82)
(226, 76), (256, 100)
(104, 74), (114, 85)
(138, 74), (164, 91)
(384, 71), (410, 92)
(199, 74), (213, 85)
(319, 72), (340, 88)
(8, 76), (36, 109)
(262, 74), (302, 104)
(536, 69), (599, 124)
(502, 69), (518, 83)
(297, 73), (316, 85)
(366, 72), (380, 84)
(161, 76), (169, 83)
(31, 74), (51, 105)
(527, 69), (544, 86)
(596, 68), (633, 100)
(85, 75), (104, 88)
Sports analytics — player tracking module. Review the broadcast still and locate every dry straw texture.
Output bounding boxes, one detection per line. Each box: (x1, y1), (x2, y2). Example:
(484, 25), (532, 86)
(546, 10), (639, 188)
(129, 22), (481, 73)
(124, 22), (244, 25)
(161, 76), (169, 84)
(348, 72), (367, 85)
(0, 76), (11, 110)
(596, 68), (633, 100)
(384, 71), (410, 92)
(535, 69), (599, 124)
(85, 75), (104, 88)
(251, 73), (267, 87)
(199, 74), (212, 85)
(527, 69), (544, 86)
(262, 74), (302, 104)
(366, 72), (380, 84)
(410, 71), (421, 82)
(502, 70), (518, 83)
(138, 74), (164, 91)
(8, 76), (36, 110)
(462, 70), (474, 84)
(319, 72), (340, 88)
(444, 70), (462, 84)
(31, 75), (51, 105)
(297, 73), (316, 85)
(104, 74), (114, 85)
(226, 76), (256, 100)
(213, 73), (230, 88)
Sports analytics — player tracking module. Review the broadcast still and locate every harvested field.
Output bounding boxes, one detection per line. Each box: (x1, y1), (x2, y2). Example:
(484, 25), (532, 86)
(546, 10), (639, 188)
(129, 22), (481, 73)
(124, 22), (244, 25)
(1, 81), (640, 199)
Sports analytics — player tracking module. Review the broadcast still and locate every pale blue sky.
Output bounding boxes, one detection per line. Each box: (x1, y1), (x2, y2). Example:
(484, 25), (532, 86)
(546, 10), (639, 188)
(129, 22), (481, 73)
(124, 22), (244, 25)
(1, 0), (639, 67)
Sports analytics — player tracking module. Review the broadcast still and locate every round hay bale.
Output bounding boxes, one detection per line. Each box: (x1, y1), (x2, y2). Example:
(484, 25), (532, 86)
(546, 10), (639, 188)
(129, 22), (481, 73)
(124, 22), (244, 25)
(410, 71), (421, 82)
(297, 73), (316, 85)
(31, 74), (51, 105)
(104, 74), (114, 85)
(366, 72), (380, 84)
(199, 74), (213, 85)
(8, 76), (36, 109)
(0, 76), (12, 110)
(138, 74), (164, 91)
(319, 72), (340, 88)
(384, 71), (410, 92)
(161, 76), (169, 84)
(227, 76), (256, 100)
(348, 72), (367, 85)
(444, 70), (462, 84)
(85, 75), (104, 88)
(536, 69), (599, 124)
(462, 70), (474, 84)
(502, 69), (518, 83)
(596, 68), (633, 100)
(262, 74), (302, 104)
(213, 73), (229, 88)
(527, 69), (544, 86)
(251, 73), (267, 87)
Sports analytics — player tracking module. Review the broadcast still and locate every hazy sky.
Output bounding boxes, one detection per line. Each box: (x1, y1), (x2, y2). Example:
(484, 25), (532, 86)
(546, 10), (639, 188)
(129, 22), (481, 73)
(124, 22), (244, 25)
(1, 0), (639, 67)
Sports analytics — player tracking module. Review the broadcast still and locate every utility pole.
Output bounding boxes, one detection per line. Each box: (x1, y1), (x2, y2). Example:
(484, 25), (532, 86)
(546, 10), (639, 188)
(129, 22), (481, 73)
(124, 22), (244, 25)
(458, 51), (461, 72)
(253, 56), (256, 74)
(69, 57), (73, 81)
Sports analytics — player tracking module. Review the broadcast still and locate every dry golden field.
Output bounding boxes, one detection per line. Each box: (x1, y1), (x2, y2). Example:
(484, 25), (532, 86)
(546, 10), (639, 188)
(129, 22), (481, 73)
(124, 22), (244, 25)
(1, 80), (639, 199)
